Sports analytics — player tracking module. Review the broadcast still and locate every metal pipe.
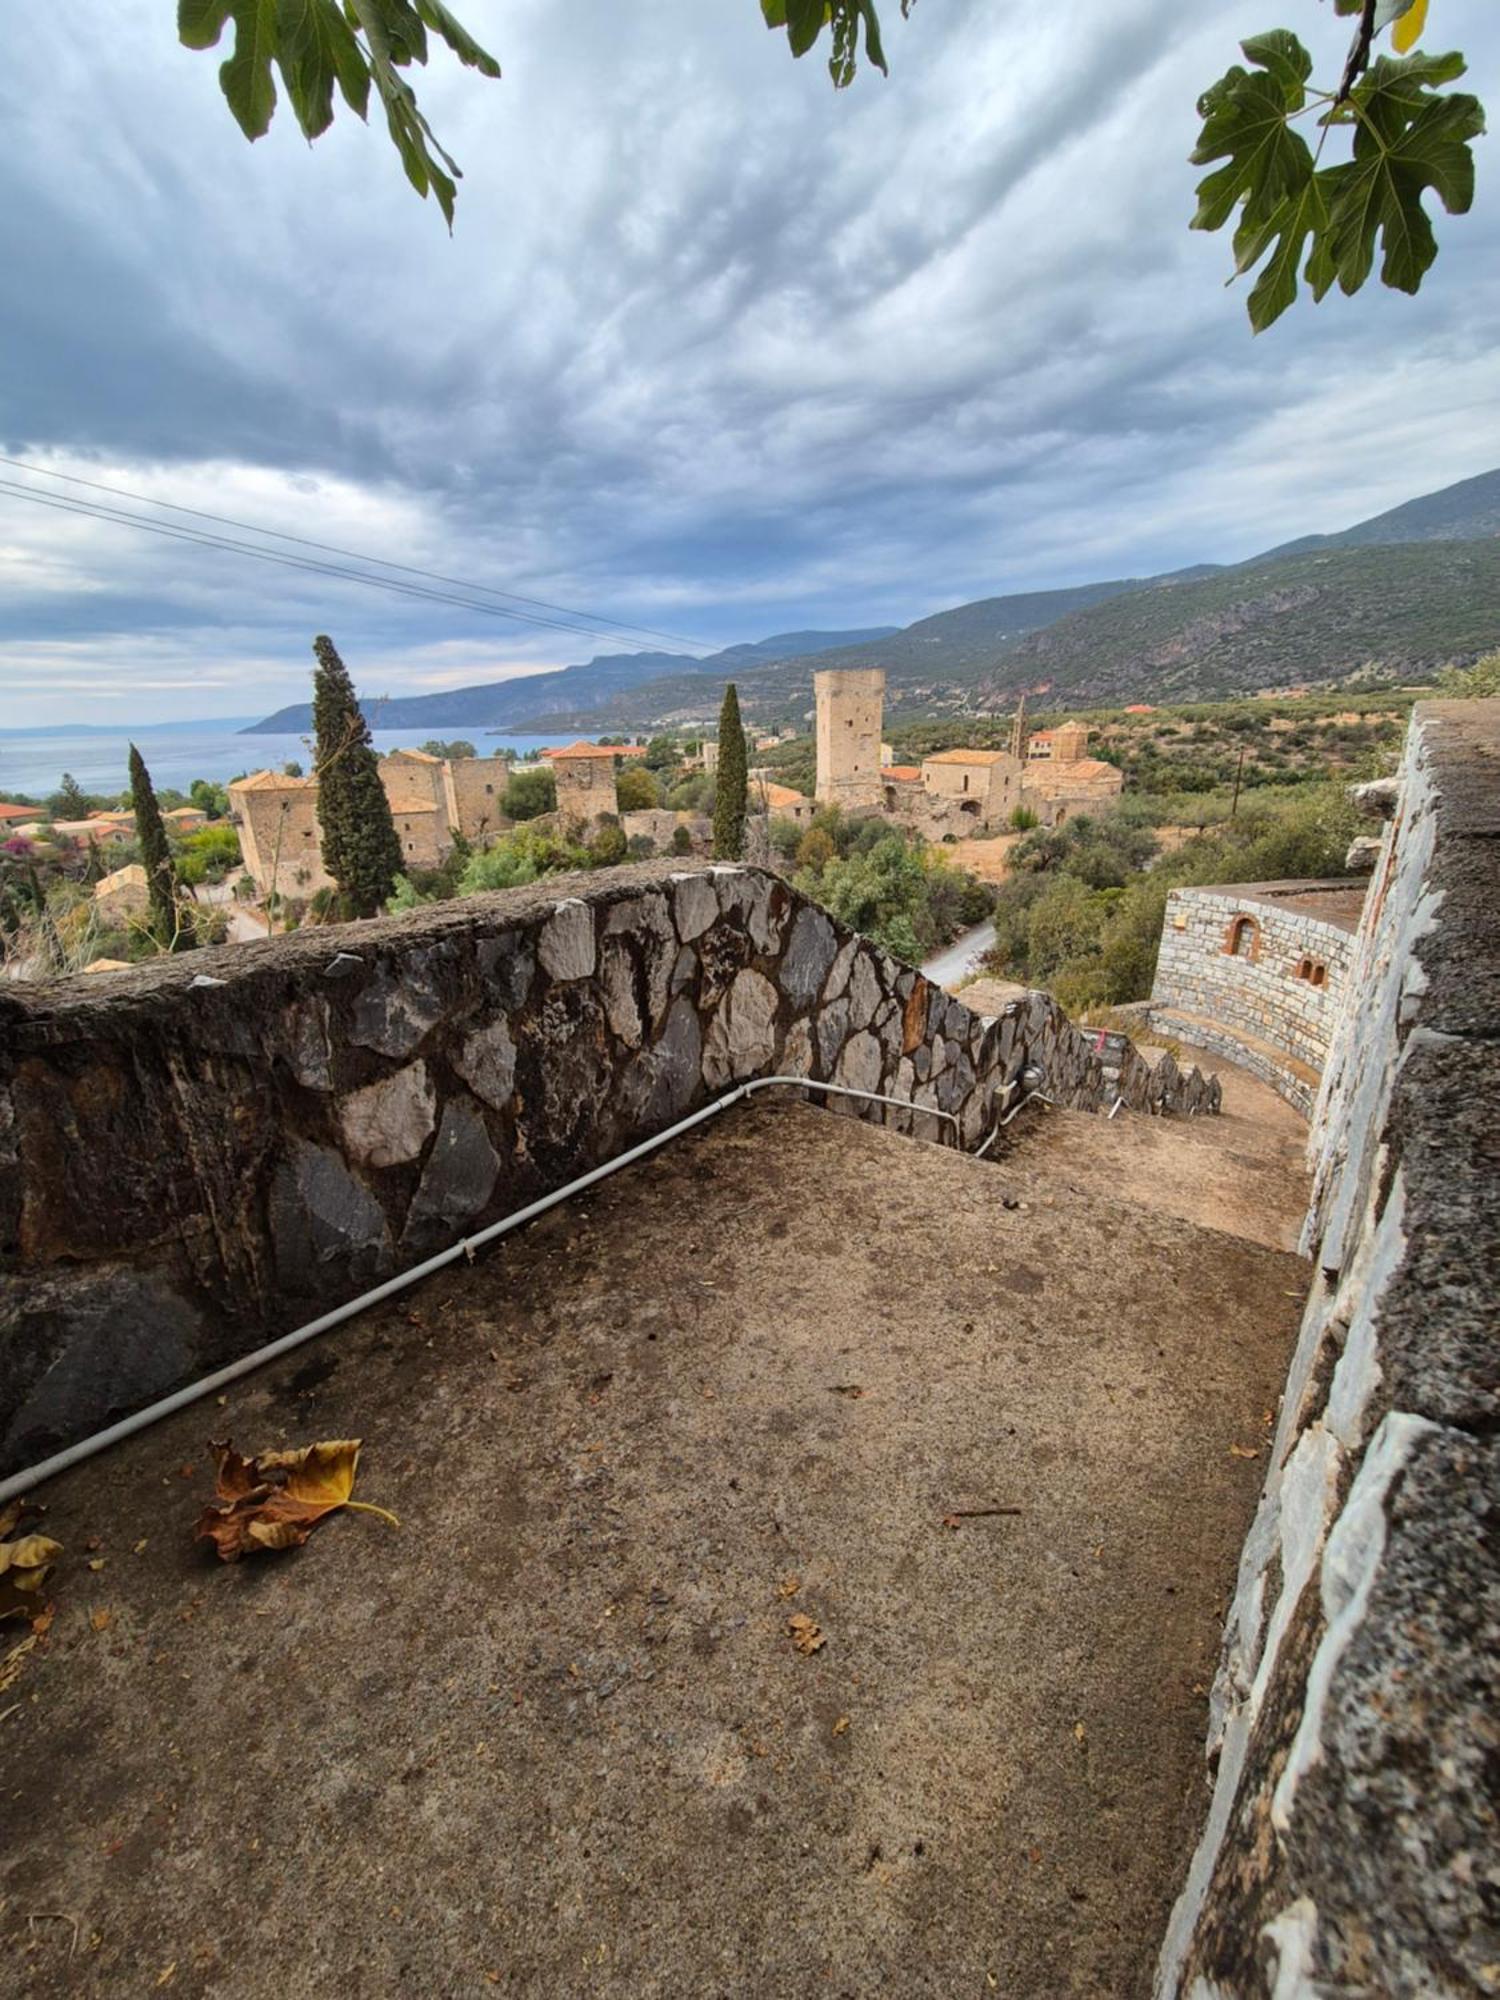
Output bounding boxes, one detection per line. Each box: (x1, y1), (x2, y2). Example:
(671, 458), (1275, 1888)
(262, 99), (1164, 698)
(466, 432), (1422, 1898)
(0, 1071), (957, 1504)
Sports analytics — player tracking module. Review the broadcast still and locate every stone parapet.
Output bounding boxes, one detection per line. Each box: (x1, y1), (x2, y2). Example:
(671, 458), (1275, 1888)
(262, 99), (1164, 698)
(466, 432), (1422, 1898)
(1157, 701), (1500, 1997)
(0, 864), (1215, 1476)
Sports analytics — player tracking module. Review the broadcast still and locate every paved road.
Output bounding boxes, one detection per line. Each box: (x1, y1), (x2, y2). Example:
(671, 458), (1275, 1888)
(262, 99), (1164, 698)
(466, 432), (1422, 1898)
(920, 918), (997, 990)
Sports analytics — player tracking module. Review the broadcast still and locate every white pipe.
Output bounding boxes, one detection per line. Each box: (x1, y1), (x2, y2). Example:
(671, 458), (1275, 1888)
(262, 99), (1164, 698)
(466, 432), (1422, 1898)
(0, 1072), (958, 1504)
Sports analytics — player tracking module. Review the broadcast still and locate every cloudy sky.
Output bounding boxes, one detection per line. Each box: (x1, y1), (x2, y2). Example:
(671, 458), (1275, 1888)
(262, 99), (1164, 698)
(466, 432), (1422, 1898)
(2, 0), (1497, 726)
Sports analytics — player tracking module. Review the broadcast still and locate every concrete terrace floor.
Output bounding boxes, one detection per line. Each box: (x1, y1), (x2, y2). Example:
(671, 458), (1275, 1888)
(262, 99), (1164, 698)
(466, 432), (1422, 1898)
(2, 1097), (1309, 1998)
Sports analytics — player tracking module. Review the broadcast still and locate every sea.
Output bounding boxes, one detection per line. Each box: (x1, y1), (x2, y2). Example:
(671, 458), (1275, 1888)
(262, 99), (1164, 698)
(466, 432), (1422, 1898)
(0, 723), (562, 801)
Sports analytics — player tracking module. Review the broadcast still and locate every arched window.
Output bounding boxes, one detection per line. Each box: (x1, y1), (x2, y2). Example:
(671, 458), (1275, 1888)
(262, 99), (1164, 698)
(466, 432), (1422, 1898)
(1293, 956), (1328, 987)
(1224, 914), (1260, 960)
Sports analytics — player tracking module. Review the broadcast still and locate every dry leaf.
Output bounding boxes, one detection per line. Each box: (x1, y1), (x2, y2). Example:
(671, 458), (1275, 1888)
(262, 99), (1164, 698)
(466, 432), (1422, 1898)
(832, 1715), (850, 1736)
(30, 1604), (54, 1639)
(1073, 1720), (1087, 1746)
(776, 1575), (801, 1600)
(1229, 1444), (1260, 1461)
(0, 1532), (63, 1623)
(133, 1539), (148, 1555)
(827, 1384), (866, 1399)
(195, 1438), (398, 1562)
(787, 1613), (825, 1656)
(91, 1609), (113, 1632)
(88, 1558), (106, 1572)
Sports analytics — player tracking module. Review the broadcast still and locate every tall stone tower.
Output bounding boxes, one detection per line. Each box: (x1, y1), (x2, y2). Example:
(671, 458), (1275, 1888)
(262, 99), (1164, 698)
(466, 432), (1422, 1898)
(815, 668), (885, 808)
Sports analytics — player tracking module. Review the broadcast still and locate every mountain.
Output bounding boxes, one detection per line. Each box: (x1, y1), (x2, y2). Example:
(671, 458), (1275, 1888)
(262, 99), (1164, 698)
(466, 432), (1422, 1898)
(242, 628), (899, 735)
(521, 467), (1500, 728)
(972, 538), (1500, 707)
(1255, 466), (1500, 563)
(245, 466), (1499, 736)
(513, 580), (1154, 733)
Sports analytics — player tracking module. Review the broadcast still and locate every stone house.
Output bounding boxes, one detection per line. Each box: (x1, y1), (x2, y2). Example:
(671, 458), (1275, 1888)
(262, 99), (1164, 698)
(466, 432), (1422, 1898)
(228, 771), (334, 902)
(443, 755), (512, 844)
(544, 743), (621, 827)
(919, 748), (1023, 826)
(92, 863), (150, 924)
(162, 807), (209, 833)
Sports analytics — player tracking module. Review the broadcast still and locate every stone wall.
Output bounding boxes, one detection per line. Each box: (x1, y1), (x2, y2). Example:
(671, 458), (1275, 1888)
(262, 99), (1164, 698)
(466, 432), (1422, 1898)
(1156, 701), (1500, 1997)
(0, 863), (1215, 1477)
(1148, 883), (1360, 1111)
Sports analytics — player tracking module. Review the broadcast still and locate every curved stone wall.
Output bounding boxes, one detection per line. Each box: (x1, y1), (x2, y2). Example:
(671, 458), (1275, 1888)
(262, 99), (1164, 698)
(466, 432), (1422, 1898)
(1148, 881), (1363, 1112)
(0, 864), (1216, 1476)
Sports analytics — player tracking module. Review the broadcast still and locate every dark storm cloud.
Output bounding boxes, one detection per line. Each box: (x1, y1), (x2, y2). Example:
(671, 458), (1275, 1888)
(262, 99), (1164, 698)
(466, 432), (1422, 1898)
(0, 0), (1496, 722)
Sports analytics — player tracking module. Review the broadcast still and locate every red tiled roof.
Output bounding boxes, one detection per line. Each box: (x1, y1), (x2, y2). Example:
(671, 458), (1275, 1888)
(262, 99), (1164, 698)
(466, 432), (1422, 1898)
(882, 766), (922, 782)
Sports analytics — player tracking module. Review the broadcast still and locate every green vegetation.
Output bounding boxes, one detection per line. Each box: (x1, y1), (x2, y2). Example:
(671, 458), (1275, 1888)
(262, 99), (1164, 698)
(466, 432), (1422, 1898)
(312, 634), (403, 918)
(174, 823), (243, 885)
(792, 809), (991, 962)
(983, 787), (1361, 1018)
(616, 766), (661, 812)
(501, 766), (556, 821)
(419, 738), (476, 759)
(458, 824), (593, 893)
(129, 743), (189, 950)
(713, 685), (748, 861)
(1437, 650), (1500, 698)
(1191, 22), (1483, 331)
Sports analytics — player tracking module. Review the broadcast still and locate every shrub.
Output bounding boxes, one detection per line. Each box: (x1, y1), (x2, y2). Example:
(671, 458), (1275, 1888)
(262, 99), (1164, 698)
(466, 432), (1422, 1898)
(459, 824), (591, 893)
(616, 766), (661, 812)
(588, 821), (628, 867)
(670, 826), (694, 856)
(501, 766), (557, 821)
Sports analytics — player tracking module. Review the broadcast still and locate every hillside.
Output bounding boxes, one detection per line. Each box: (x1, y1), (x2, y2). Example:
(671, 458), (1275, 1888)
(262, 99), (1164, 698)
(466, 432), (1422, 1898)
(243, 627), (896, 735)
(1257, 466), (1500, 563)
(515, 578), (1153, 733)
(972, 538), (1500, 707)
(246, 464), (1500, 735)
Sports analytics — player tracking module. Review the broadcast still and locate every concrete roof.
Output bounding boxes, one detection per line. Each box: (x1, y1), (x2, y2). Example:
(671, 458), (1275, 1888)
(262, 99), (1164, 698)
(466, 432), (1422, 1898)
(1, 1098), (1308, 1995)
(758, 782), (810, 810)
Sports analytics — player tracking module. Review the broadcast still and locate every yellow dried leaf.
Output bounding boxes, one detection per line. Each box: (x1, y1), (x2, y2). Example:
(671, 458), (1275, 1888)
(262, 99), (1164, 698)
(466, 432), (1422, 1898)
(776, 1575), (801, 1600)
(0, 1535), (62, 1577)
(1392, 0), (1428, 54)
(195, 1438), (398, 1562)
(832, 1715), (850, 1736)
(1229, 1444), (1260, 1460)
(91, 1609), (112, 1632)
(787, 1613), (825, 1656)
(0, 1533), (62, 1623)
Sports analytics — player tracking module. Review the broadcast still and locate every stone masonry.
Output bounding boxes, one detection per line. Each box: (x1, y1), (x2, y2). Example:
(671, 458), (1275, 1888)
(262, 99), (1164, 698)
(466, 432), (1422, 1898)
(1156, 701), (1500, 1998)
(0, 863), (1216, 1476)
(1146, 882), (1362, 1112)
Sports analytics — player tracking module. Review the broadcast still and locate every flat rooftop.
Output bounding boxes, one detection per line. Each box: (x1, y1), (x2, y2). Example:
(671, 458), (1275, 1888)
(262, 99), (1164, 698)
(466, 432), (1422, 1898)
(1, 1097), (1307, 1996)
(1187, 878), (1369, 933)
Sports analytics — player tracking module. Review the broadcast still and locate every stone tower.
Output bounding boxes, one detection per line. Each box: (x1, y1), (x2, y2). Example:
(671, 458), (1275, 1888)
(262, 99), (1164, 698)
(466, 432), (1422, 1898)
(1009, 692), (1027, 763)
(815, 668), (885, 808)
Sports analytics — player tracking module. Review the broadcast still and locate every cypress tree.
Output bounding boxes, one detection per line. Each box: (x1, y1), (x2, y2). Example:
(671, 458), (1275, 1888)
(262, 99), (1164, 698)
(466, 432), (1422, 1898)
(712, 683), (748, 861)
(128, 743), (187, 950)
(311, 635), (403, 917)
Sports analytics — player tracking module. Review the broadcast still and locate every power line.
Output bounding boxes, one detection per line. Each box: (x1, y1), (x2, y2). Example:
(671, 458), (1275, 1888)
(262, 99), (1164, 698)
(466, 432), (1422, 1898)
(0, 452), (712, 656)
(0, 477), (708, 656)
